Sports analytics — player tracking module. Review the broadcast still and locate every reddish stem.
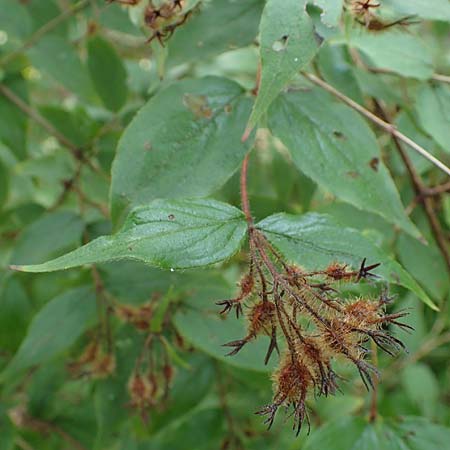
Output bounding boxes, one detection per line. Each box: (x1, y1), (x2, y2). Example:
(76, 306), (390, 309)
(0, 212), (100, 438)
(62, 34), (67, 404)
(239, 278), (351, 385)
(240, 153), (253, 226)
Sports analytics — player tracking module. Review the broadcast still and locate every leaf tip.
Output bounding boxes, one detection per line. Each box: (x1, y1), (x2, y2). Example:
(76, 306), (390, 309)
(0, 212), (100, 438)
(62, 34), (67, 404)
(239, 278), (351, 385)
(9, 264), (23, 272)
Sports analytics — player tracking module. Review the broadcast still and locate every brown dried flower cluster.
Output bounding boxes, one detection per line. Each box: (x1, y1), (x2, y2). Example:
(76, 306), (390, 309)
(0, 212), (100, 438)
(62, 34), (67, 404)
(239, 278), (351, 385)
(108, 0), (192, 45)
(217, 228), (410, 435)
(127, 335), (175, 422)
(348, 0), (418, 31)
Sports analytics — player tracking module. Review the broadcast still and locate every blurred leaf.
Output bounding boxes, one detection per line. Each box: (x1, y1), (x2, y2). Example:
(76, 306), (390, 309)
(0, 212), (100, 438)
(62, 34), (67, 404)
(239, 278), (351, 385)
(0, 0), (32, 44)
(26, 0), (66, 35)
(132, 408), (223, 450)
(349, 31), (433, 80)
(13, 199), (247, 272)
(396, 234), (449, 301)
(174, 272), (278, 372)
(268, 89), (420, 238)
(0, 408), (14, 450)
(391, 111), (437, 175)
(110, 77), (252, 224)
(40, 105), (101, 148)
(10, 211), (84, 265)
(27, 360), (67, 418)
(257, 212), (434, 308)
(401, 363), (439, 419)
(394, 416), (450, 450)
(383, 0), (450, 22)
(395, 293), (427, 353)
(316, 44), (364, 103)
(100, 261), (181, 302)
(87, 35), (128, 112)
(149, 353), (215, 433)
(415, 84), (450, 153)
(168, 0), (264, 66)
(27, 36), (97, 101)
(304, 416), (450, 450)
(0, 275), (31, 353)
(0, 159), (8, 209)
(310, 0), (344, 27)
(244, 0), (321, 136)
(0, 74), (28, 159)
(1, 286), (96, 379)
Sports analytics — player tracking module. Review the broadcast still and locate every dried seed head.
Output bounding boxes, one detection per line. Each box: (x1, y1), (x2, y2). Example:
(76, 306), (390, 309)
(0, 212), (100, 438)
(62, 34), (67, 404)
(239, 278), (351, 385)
(247, 301), (276, 336)
(325, 262), (352, 281)
(114, 301), (154, 330)
(92, 353), (116, 379)
(128, 372), (153, 410)
(345, 298), (381, 328)
(240, 272), (254, 297)
(257, 355), (312, 435)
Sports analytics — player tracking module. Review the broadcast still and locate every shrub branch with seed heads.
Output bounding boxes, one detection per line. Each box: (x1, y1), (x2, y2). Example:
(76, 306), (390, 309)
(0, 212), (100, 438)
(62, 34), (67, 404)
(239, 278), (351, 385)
(216, 153), (411, 435)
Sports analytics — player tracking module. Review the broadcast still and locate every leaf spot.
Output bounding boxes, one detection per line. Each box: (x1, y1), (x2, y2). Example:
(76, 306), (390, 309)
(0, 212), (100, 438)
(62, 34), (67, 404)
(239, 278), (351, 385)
(333, 130), (346, 139)
(183, 93), (213, 119)
(168, 214), (175, 220)
(272, 35), (289, 52)
(369, 157), (379, 172)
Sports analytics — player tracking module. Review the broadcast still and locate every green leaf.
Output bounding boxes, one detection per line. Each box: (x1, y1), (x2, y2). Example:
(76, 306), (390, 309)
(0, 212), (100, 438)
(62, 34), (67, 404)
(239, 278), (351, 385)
(383, 0), (450, 22)
(401, 363), (439, 419)
(268, 89), (420, 238)
(0, 159), (8, 209)
(1, 286), (96, 379)
(149, 354), (215, 433)
(394, 417), (450, 450)
(110, 77), (253, 224)
(0, 75), (28, 159)
(244, 0), (322, 137)
(316, 44), (364, 103)
(87, 35), (128, 112)
(10, 211), (85, 266)
(40, 105), (101, 148)
(27, 36), (97, 101)
(348, 31), (433, 80)
(174, 273), (277, 373)
(0, 0), (32, 44)
(0, 276), (31, 353)
(168, 0), (264, 66)
(12, 199), (247, 272)
(311, 0), (344, 27)
(396, 233), (449, 301)
(415, 84), (450, 153)
(304, 416), (450, 450)
(257, 212), (434, 308)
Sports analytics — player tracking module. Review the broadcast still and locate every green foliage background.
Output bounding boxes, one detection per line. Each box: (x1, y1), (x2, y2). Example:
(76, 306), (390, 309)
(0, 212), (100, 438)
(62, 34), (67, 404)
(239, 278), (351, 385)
(0, 0), (449, 449)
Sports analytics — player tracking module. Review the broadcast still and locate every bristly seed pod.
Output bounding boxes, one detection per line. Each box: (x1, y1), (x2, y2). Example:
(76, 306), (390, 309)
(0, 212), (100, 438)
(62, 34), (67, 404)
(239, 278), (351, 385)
(217, 227), (409, 436)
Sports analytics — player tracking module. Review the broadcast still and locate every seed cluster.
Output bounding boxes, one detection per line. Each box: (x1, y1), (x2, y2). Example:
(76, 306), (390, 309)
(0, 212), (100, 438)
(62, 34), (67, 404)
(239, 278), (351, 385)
(108, 0), (193, 45)
(217, 229), (410, 435)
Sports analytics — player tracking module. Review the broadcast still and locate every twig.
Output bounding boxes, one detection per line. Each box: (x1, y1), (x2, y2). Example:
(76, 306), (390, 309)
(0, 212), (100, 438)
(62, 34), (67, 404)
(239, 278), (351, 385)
(422, 181), (450, 197)
(431, 73), (450, 84)
(301, 72), (450, 177)
(0, 0), (90, 67)
(374, 100), (450, 273)
(240, 153), (253, 226)
(355, 65), (450, 85)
